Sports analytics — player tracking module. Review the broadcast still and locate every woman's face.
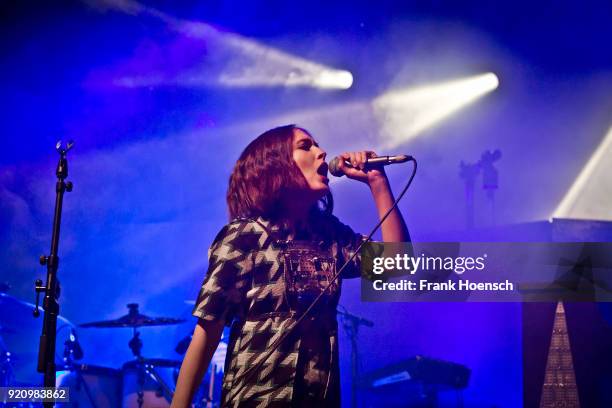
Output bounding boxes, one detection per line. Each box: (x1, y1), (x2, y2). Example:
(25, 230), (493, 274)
(292, 128), (329, 198)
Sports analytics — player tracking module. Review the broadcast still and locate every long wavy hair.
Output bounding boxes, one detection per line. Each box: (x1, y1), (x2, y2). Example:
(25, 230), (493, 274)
(227, 125), (333, 221)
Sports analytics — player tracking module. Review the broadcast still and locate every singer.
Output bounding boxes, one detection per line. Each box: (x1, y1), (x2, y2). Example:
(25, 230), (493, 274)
(171, 125), (409, 407)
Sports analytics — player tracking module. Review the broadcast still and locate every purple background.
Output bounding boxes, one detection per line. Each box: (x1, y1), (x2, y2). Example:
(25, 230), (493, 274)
(1, 1), (611, 406)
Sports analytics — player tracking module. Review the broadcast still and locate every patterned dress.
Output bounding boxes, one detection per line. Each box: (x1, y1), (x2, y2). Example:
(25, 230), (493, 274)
(192, 213), (365, 407)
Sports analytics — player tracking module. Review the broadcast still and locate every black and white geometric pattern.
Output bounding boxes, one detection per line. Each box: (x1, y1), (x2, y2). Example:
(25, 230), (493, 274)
(193, 214), (365, 407)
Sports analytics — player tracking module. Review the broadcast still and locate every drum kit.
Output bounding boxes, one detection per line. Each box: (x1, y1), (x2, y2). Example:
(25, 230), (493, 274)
(0, 293), (225, 407)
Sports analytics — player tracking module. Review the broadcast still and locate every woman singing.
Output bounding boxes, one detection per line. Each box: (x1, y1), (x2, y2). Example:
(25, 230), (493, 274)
(172, 125), (409, 407)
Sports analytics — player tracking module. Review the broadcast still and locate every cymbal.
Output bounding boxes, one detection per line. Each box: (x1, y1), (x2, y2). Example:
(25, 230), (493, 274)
(79, 303), (185, 328)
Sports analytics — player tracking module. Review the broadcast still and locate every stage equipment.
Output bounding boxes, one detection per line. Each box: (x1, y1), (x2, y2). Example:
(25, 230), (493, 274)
(79, 304), (185, 329)
(0, 292), (73, 386)
(337, 305), (374, 408)
(56, 364), (122, 408)
(363, 356), (470, 389)
(80, 303), (186, 408)
(122, 358), (181, 408)
(459, 149), (501, 229)
(329, 154), (412, 177)
(33, 140), (74, 399)
(361, 356), (470, 407)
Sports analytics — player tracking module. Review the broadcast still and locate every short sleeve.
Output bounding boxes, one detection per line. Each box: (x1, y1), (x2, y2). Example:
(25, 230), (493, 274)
(325, 215), (368, 279)
(192, 221), (257, 326)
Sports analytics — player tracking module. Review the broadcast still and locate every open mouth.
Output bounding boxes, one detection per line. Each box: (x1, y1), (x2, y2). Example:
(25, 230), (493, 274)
(317, 162), (329, 178)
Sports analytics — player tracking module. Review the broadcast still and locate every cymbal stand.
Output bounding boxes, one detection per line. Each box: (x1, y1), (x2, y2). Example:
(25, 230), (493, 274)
(143, 361), (174, 400)
(128, 328), (175, 406)
(59, 363), (97, 408)
(34, 141), (74, 406)
(128, 328), (145, 408)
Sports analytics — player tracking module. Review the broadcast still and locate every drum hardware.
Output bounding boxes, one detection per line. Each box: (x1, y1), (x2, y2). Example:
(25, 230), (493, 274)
(63, 328), (84, 364)
(79, 303), (185, 329)
(143, 360), (174, 398)
(56, 364), (122, 408)
(1, 292), (73, 386)
(53, 326), (93, 404)
(56, 359), (182, 408)
(57, 364), (99, 408)
(2, 294), (224, 406)
(122, 358), (183, 408)
(80, 303), (186, 408)
(2, 292), (227, 406)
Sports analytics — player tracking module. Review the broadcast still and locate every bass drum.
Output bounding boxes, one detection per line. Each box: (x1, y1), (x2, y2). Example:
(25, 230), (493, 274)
(122, 359), (181, 408)
(56, 364), (122, 408)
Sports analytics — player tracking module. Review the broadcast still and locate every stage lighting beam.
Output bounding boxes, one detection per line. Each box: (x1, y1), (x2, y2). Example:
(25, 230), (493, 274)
(552, 127), (612, 219)
(85, 0), (353, 90)
(373, 72), (499, 148)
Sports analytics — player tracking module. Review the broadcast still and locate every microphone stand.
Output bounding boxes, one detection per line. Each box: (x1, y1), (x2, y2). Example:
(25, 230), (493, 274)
(34, 141), (74, 401)
(337, 306), (373, 408)
(459, 160), (479, 230)
(459, 150), (501, 230)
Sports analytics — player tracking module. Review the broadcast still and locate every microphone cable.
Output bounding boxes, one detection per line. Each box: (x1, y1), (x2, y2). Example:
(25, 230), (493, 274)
(225, 157), (418, 405)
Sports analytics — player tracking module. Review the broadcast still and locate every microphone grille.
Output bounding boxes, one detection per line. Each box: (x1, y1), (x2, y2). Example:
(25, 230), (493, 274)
(328, 157), (344, 177)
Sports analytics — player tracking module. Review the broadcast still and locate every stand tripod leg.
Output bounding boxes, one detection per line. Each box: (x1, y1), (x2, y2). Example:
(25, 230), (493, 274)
(75, 368), (99, 408)
(137, 366), (145, 408)
(207, 363), (217, 408)
(144, 363), (174, 401)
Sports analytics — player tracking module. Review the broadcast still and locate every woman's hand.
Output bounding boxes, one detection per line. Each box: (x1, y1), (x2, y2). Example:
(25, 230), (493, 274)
(336, 151), (410, 242)
(336, 151), (387, 185)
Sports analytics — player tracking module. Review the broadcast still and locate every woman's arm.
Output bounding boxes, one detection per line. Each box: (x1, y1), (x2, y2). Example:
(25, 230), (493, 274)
(171, 318), (225, 408)
(337, 151), (410, 243)
(368, 174), (410, 242)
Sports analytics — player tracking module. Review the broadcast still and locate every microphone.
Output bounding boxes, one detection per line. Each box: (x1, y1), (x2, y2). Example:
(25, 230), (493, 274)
(63, 328), (84, 362)
(328, 154), (412, 177)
